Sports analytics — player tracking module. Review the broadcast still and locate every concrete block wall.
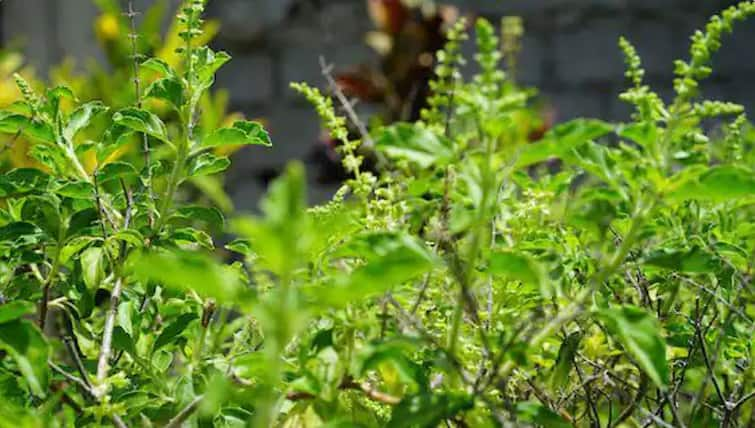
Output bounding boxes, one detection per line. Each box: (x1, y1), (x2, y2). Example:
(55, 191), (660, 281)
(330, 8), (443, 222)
(3, 0), (755, 207)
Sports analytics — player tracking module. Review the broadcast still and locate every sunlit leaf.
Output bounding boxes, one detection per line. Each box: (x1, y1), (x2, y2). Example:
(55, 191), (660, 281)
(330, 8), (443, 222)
(516, 119), (613, 168)
(203, 120), (271, 148)
(112, 108), (169, 143)
(188, 153), (230, 177)
(377, 123), (453, 168)
(665, 165), (755, 202)
(315, 232), (436, 308)
(131, 250), (245, 304)
(145, 77), (184, 110)
(63, 101), (108, 143)
(81, 247), (105, 289)
(0, 113), (54, 143)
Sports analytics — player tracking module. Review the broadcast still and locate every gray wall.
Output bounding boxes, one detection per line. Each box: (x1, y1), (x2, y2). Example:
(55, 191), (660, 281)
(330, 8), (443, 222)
(3, 0), (755, 208)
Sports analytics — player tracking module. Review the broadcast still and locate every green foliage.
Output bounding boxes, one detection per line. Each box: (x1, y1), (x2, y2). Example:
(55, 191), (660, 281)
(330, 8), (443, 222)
(0, 2), (754, 427)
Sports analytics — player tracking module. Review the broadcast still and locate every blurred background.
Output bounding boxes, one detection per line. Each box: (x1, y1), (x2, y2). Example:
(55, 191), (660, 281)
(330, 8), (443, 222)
(1, 0), (754, 209)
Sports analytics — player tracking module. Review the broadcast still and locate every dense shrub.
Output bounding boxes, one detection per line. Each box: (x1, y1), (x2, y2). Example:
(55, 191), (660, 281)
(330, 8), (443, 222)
(0, 1), (753, 427)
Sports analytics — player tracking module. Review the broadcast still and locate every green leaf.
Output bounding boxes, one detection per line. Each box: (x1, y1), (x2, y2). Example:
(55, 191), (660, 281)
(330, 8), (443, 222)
(96, 162), (138, 184)
(549, 332), (582, 388)
(0, 301), (36, 324)
(388, 393), (473, 428)
(81, 247), (105, 289)
(645, 246), (719, 273)
(153, 313), (198, 352)
(232, 162), (310, 276)
(0, 113), (55, 143)
(188, 153), (231, 177)
(188, 175), (234, 213)
(54, 181), (94, 199)
(596, 305), (669, 388)
(113, 326), (138, 359)
(665, 165), (755, 203)
(21, 196), (60, 238)
(358, 339), (427, 390)
(117, 300), (135, 337)
(63, 101), (108, 143)
(617, 121), (658, 148)
(66, 208), (99, 239)
(489, 250), (551, 297)
(170, 227), (214, 250)
(131, 250), (245, 304)
(140, 58), (175, 77)
(0, 222), (46, 246)
(112, 108), (169, 143)
(145, 77), (184, 110)
(3, 168), (51, 194)
(194, 48), (231, 91)
(516, 119), (613, 169)
(225, 239), (252, 256)
(316, 232), (436, 308)
(377, 123), (453, 168)
(108, 229), (145, 248)
(203, 120), (272, 148)
(0, 320), (49, 397)
(60, 236), (99, 264)
(515, 402), (571, 428)
(171, 206), (225, 230)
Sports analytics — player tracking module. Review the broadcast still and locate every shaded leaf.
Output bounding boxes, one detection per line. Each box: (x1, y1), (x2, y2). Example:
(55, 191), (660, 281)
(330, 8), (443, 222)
(153, 313), (198, 352)
(645, 246), (719, 273)
(0, 222), (46, 246)
(489, 250), (551, 297)
(0, 301), (36, 324)
(0, 320), (49, 397)
(358, 339), (427, 390)
(388, 393), (473, 427)
(515, 402), (571, 428)
(172, 206), (224, 230)
(549, 332), (582, 388)
(597, 305), (669, 388)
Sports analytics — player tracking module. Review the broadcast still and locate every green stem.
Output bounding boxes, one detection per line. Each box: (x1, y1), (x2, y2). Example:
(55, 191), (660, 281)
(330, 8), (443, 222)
(38, 247), (61, 330)
(156, 139), (188, 230)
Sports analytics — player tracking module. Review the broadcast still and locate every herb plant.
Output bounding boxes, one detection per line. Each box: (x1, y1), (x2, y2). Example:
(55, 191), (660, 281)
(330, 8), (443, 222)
(0, 1), (754, 427)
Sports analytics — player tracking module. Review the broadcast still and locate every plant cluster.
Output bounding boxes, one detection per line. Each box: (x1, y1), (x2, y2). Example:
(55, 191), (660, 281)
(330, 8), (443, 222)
(0, 1), (754, 427)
